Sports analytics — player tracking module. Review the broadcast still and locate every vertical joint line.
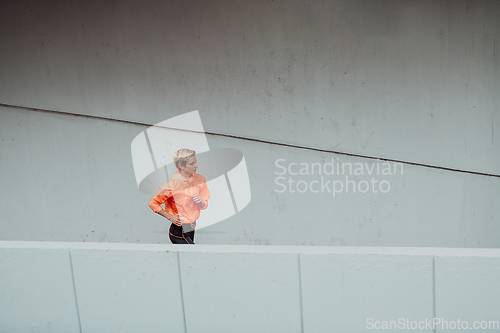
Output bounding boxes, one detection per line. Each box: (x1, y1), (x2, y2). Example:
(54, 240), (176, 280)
(298, 254), (305, 333)
(177, 252), (188, 333)
(432, 256), (436, 333)
(69, 250), (83, 333)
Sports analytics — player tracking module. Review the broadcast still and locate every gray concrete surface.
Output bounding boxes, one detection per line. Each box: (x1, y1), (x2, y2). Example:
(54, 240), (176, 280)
(0, 0), (499, 247)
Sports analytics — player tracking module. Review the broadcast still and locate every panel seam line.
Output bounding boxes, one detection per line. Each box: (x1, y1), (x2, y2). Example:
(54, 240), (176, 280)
(2, 102), (499, 178)
(177, 252), (188, 333)
(69, 250), (83, 333)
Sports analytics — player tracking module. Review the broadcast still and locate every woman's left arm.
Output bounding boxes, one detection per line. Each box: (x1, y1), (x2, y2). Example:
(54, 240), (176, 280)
(192, 194), (206, 209)
(192, 178), (210, 210)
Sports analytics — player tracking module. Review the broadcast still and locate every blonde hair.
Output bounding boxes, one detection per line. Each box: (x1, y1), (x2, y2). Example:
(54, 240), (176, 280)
(173, 148), (196, 171)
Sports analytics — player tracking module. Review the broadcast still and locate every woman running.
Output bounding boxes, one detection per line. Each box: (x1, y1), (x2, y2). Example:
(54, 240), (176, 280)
(149, 149), (210, 244)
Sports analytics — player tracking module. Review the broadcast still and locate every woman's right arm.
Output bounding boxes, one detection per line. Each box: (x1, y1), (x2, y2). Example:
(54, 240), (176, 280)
(149, 188), (183, 226)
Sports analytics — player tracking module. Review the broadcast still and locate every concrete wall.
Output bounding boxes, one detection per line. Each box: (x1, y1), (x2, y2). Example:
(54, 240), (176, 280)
(0, 0), (499, 246)
(2, 241), (500, 332)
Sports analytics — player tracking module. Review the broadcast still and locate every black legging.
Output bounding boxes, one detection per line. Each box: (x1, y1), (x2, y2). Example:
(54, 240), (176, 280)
(169, 222), (196, 244)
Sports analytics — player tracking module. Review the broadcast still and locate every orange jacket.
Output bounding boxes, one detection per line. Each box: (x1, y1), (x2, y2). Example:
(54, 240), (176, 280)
(149, 171), (210, 225)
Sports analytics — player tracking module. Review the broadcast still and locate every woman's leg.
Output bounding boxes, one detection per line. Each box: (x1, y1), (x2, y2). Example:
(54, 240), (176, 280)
(183, 230), (195, 244)
(169, 224), (195, 244)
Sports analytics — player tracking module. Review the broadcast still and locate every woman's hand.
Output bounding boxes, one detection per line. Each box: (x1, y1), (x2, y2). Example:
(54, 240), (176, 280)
(170, 214), (184, 226)
(192, 194), (206, 208)
(158, 210), (183, 226)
